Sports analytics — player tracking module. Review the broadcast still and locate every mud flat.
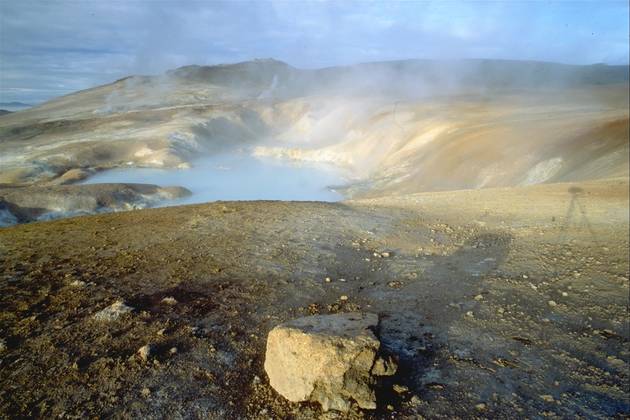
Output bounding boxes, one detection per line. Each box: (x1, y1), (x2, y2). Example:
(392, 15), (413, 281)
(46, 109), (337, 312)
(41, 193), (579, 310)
(0, 178), (627, 418)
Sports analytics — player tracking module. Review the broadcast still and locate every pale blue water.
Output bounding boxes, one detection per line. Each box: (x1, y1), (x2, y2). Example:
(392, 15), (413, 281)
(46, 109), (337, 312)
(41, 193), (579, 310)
(82, 153), (345, 204)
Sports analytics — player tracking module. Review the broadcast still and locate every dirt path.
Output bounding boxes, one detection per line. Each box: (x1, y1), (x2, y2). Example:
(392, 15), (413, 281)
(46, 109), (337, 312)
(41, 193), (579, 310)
(0, 179), (628, 418)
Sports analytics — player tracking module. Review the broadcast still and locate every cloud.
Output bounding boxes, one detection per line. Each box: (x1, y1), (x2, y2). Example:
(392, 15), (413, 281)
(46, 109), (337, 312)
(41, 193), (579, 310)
(0, 0), (627, 103)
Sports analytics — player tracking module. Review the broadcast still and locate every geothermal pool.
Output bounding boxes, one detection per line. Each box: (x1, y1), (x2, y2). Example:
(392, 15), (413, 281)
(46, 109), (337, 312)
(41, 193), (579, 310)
(82, 153), (345, 204)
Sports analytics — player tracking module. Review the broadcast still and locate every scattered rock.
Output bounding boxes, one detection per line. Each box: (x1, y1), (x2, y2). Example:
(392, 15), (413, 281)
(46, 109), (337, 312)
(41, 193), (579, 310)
(393, 384), (409, 394)
(325, 277), (331, 283)
(387, 280), (403, 289)
(548, 300), (557, 307)
(141, 387), (151, 398)
(474, 294), (484, 301)
(161, 296), (178, 305)
(264, 312), (396, 412)
(93, 301), (134, 321)
(169, 347), (178, 355)
(475, 403), (487, 410)
(70, 280), (86, 287)
(371, 355), (397, 376)
(339, 295), (348, 301)
(540, 394), (554, 402)
(137, 344), (153, 361)
(381, 252), (391, 258)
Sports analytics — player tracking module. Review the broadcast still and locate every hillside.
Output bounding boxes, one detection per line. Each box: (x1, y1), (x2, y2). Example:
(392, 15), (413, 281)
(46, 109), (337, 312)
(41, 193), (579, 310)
(0, 60), (627, 195)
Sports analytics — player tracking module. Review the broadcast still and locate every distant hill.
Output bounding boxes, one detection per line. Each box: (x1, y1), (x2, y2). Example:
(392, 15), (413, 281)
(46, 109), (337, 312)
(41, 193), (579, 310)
(165, 59), (630, 98)
(0, 102), (31, 111)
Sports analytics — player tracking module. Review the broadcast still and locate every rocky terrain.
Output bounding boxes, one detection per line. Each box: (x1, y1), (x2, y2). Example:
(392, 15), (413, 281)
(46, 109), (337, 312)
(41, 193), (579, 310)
(0, 59), (628, 417)
(0, 178), (628, 418)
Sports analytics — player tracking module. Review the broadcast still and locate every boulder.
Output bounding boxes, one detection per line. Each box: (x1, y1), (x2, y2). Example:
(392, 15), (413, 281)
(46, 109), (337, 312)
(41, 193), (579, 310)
(264, 312), (396, 412)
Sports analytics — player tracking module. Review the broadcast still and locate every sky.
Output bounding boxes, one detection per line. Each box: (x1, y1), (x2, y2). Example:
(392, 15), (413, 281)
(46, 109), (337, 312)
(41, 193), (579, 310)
(1, 0), (628, 104)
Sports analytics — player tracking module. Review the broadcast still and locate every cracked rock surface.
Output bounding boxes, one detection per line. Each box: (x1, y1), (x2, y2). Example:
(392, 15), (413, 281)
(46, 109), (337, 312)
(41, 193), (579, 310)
(264, 312), (395, 412)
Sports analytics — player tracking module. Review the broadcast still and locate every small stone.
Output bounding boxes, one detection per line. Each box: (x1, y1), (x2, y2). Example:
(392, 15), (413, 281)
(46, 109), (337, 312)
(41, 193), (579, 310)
(161, 296), (177, 305)
(338, 278), (347, 282)
(465, 311), (474, 318)
(386, 404), (394, 411)
(0, 338), (6, 353)
(410, 395), (422, 406)
(70, 280), (86, 287)
(141, 387), (151, 398)
(169, 347), (178, 355)
(522, 274), (528, 279)
(325, 277), (331, 283)
(339, 295), (349, 301)
(137, 344), (153, 361)
(474, 294), (483, 301)
(561, 292), (568, 297)
(475, 403), (487, 410)
(393, 384), (409, 394)
(381, 252), (391, 258)
(387, 280), (403, 288)
(548, 300), (557, 307)
(540, 395), (554, 402)
(93, 301), (134, 321)
(372, 355), (397, 376)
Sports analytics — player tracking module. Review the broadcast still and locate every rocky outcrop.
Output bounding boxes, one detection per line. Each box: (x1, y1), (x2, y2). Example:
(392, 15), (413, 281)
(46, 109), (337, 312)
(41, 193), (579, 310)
(0, 183), (191, 225)
(264, 312), (396, 412)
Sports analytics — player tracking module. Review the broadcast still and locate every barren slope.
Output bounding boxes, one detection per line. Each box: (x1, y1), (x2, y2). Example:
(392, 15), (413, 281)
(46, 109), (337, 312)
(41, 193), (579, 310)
(0, 179), (627, 417)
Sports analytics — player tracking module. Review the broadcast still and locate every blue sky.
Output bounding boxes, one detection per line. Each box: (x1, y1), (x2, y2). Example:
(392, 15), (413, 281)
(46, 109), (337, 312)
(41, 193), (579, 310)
(1, 0), (628, 104)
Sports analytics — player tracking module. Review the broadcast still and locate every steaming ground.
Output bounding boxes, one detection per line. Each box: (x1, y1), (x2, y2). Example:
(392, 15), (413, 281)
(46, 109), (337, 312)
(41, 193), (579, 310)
(0, 59), (628, 417)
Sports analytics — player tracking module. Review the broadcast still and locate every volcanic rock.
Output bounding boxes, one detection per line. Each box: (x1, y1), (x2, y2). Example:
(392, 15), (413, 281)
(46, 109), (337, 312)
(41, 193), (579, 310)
(264, 312), (396, 412)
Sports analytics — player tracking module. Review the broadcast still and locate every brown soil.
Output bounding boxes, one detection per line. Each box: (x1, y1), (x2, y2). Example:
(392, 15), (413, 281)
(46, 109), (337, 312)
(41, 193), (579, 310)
(1, 178), (628, 418)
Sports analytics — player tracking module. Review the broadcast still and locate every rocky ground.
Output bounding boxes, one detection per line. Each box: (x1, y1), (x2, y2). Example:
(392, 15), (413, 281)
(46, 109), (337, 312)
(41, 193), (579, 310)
(0, 178), (627, 418)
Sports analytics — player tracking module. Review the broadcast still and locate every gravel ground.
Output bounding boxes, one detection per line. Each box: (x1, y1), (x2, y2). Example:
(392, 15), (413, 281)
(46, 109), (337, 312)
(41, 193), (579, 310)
(0, 179), (628, 418)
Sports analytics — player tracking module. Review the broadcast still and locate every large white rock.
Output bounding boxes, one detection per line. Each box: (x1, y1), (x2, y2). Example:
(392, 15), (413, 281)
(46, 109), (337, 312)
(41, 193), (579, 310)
(264, 312), (396, 412)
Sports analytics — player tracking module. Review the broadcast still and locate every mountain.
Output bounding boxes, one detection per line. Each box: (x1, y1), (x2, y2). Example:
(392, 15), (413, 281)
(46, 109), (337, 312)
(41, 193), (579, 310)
(0, 101), (32, 112)
(0, 58), (627, 217)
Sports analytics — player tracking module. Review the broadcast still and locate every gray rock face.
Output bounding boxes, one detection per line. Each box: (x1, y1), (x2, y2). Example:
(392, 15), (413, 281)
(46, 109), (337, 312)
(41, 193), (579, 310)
(264, 312), (396, 412)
